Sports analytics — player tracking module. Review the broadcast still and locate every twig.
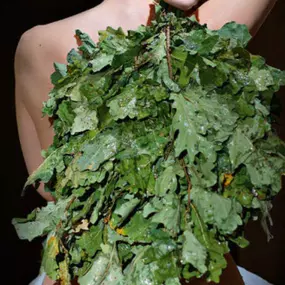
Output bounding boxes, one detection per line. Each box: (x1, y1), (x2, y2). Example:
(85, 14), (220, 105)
(59, 238), (69, 255)
(164, 20), (192, 212)
(55, 196), (76, 232)
(65, 196), (76, 213)
(165, 25), (173, 80)
(103, 192), (123, 224)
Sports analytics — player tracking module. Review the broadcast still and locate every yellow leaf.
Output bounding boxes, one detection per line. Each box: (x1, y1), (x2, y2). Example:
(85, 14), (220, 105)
(47, 236), (59, 257)
(59, 259), (71, 285)
(116, 227), (126, 236)
(223, 174), (234, 187)
(109, 220), (115, 230)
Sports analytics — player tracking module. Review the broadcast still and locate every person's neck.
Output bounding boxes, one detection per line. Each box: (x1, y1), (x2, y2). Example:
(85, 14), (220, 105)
(100, 0), (155, 29)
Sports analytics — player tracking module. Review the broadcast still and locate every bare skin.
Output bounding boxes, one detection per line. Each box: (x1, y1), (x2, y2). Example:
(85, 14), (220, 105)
(14, 0), (277, 284)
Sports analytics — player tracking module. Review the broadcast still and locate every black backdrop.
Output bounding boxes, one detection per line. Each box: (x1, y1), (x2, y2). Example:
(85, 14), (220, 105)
(1, 1), (284, 284)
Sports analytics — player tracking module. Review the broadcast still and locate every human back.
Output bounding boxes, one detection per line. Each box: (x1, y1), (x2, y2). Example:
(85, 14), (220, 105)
(14, 0), (154, 201)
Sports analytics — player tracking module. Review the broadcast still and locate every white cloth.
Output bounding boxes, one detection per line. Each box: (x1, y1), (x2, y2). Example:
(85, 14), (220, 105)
(29, 273), (45, 285)
(30, 268), (273, 285)
(238, 266), (273, 285)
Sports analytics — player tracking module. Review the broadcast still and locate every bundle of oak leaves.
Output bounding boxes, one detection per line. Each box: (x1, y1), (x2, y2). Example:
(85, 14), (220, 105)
(13, 4), (285, 285)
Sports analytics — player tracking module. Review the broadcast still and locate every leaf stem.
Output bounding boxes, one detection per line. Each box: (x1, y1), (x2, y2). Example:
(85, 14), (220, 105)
(190, 203), (210, 249)
(98, 244), (117, 285)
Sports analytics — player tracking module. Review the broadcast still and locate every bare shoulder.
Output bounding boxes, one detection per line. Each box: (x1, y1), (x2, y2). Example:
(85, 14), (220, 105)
(14, 16), (88, 109)
(15, 4), (105, 82)
(15, 24), (73, 76)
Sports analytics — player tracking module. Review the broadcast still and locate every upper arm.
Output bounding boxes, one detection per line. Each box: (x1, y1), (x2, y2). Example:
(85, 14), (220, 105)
(197, 0), (277, 36)
(15, 27), (55, 201)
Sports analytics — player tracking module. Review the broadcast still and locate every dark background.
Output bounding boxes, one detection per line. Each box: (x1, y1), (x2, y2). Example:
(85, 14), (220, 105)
(1, 1), (285, 284)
